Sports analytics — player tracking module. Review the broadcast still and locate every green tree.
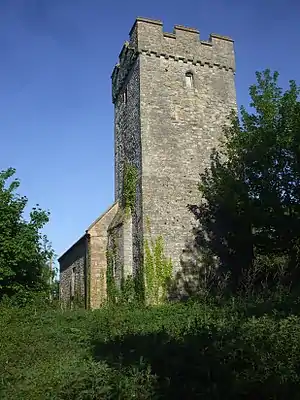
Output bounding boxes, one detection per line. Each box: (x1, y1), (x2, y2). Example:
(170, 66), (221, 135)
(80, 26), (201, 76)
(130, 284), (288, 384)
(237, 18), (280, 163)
(189, 69), (300, 294)
(0, 167), (53, 301)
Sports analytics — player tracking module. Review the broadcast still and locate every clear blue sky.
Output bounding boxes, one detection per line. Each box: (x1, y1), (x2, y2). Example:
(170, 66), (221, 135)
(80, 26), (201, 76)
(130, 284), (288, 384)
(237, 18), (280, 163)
(0, 0), (299, 263)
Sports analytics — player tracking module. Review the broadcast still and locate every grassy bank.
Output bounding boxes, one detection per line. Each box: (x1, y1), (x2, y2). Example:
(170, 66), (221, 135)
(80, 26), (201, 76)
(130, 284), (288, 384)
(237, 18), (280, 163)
(1, 298), (300, 399)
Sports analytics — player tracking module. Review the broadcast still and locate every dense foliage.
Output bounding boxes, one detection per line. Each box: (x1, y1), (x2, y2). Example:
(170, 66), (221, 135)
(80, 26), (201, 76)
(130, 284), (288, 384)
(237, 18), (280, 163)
(186, 69), (300, 296)
(0, 168), (54, 302)
(1, 299), (300, 399)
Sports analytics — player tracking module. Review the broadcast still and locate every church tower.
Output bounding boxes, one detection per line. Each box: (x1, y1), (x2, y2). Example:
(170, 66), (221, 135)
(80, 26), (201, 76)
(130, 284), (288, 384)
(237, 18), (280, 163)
(109, 17), (237, 293)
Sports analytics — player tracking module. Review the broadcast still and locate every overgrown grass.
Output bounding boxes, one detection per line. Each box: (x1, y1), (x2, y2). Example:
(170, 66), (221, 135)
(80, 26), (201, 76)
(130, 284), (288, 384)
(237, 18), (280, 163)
(1, 295), (300, 399)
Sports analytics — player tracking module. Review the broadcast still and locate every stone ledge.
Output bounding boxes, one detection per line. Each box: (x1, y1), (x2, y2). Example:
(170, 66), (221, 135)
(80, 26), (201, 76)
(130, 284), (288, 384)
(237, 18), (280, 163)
(200, 40), (213, 47)
(163, 32), (176, 39)
(141, 50), (235, 71)
(174, 24), (199, 34)
(111, 44), (235, 103)
(210, 33), (234, 42)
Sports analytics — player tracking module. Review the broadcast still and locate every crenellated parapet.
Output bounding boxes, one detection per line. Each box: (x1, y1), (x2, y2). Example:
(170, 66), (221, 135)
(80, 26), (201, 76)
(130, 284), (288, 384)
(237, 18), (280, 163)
(111, 17), (235, 103)
(111, 42), (137, 104)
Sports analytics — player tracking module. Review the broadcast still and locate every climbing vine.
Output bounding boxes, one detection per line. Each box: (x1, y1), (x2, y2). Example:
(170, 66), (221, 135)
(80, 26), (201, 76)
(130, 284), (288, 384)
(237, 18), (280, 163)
(133, 260), (145, 304)
(122, 162), (138, 215)
(106, 217), (173, 306)
(106, 240), (138, 305)
(106, 247), (118, 304)
(106, 161), (138, 305)
(107, 164), (172, 306)
(106, 256), (137, 305)
(73, 287), (85, 309)
(144, 217), (173, 305)
(120, 274), (136, 304)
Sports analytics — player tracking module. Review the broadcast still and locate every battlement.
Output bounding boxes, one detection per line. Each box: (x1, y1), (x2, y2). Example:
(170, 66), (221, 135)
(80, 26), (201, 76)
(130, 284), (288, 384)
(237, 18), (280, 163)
(111, 17), (235, 103)
(128, 17), (234, 64)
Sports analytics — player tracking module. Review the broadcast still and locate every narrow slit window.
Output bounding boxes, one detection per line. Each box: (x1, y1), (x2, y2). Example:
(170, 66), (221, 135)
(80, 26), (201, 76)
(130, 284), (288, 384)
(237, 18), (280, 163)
(185, 72), (194, 88)
(123, 87), (128, 104)
(71, 267), (75, 297)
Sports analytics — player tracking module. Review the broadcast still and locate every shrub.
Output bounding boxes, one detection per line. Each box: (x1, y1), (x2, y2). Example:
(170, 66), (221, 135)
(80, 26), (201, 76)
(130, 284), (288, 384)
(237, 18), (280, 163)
(1, 297), (300, 399)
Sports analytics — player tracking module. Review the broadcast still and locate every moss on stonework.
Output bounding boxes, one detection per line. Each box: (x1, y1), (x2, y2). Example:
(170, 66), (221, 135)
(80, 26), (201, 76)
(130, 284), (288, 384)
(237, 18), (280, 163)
(144, 217), (173, 305)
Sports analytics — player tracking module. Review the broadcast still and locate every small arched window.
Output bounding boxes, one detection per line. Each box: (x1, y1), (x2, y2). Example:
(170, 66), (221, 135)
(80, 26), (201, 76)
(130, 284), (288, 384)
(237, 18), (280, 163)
(185, 71), (194, 88)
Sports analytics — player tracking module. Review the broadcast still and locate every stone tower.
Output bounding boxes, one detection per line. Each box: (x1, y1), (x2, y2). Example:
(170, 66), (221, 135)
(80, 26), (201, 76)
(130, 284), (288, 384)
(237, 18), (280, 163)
(108, 17), (237, 292)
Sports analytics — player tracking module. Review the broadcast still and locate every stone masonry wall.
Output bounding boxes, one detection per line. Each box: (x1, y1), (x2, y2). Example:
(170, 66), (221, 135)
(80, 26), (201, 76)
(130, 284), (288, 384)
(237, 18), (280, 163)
(112, 18), (237, 286)
(113, 52), (143, 276)
(136, 19), (237, 275)
(87, 203), (118, 309)
(59, 236), (87, 307)
(107, 220), (124, 290)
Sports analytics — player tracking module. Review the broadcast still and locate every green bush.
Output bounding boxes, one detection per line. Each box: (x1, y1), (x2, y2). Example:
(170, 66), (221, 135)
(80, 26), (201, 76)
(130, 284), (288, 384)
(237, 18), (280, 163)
(1, 297), (300, 399)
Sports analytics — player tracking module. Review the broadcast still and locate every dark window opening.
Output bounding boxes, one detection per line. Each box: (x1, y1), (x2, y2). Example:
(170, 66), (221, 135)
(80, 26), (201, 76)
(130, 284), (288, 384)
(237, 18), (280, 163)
(185, 72), (194, 88)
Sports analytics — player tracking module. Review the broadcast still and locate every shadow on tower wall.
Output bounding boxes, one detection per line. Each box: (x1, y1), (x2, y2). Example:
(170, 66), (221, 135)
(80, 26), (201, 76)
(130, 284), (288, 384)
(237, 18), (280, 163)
(167, 201), (248, 301)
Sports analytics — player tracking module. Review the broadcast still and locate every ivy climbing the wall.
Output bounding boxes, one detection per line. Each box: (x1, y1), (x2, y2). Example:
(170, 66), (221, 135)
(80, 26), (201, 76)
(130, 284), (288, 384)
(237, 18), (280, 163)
(105, 162), (139, 305)
(107, 255), (137, 305)
(144, 218), (173, 305)
(106, 219), (172, 306)
(107, 242), (137, 305)
(122, 161), (138, 215)
(106, 247), (118, 305)
(120, 275), (136, 304)
(107, 164), (172, 306)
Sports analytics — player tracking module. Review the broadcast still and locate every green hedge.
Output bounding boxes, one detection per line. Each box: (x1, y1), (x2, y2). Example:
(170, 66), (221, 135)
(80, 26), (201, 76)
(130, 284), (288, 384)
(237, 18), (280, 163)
(1, 299), (300, 399)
